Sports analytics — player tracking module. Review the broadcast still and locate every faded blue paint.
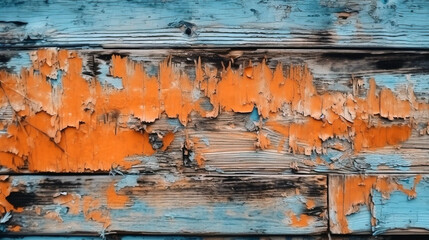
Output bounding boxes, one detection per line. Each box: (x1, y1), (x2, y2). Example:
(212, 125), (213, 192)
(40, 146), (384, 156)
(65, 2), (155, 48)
(204, 165), (225, 173)
(122, 237), (203, 240)
(49, 69), (63, 87)
(1, 237), (100, 240)
(167, 118), (183, 128)
(372, 74), (429, 94)
(345, 205), (372, 233)
(98, 63), (123, 89)
(201, 137), (210, 146)
(163, 173), (179, 183)
(355, 154), (411, 172)
(138, 156), (160, 171)
(372, 178), (429, 234)
(2, 0), (427, 48)
(1, 52), (31, 73)
(115, 174), (139, 191)
(313, 149), (341, 172)
(109, 195), (322, 234)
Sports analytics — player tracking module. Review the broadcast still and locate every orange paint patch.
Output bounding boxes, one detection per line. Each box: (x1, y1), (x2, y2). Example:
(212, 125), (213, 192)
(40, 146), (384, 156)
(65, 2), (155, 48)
(53, 193), (81, 215)
(106, 184), (130, 209)
(45, 211), (63, 222)
(255, 131), (270, 150)
(161, 131), (175, 151)
(306, 199), (316, 209)
(83, 196), (111, 228)
(8, 225), (21, 232)
(288, 211), (312, 227)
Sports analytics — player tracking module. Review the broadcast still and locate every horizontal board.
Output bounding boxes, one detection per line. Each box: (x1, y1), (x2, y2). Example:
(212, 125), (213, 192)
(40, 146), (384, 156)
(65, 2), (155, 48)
(1, 0), (429, 48)
(329, 174), (429, 235)
(0, 236), (423, 240)
(0, 49), (429, 174)
(0, 174), (327, 235)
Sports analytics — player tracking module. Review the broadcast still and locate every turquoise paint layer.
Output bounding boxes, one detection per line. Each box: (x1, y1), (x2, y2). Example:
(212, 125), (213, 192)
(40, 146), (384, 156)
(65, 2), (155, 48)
(372, 177), (429, 235)
(345, 205), (372, 233)
(354, 154), (411, 172)
(109, 196), (323, 234)
(115, 174), (139, 191)
(1, 0), (428, 48)
(98, 63), (123, 89)
(0, 52), (31, 73)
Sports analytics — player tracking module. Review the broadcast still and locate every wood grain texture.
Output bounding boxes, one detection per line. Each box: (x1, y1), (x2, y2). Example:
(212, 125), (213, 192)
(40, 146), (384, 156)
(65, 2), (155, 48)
(329, 174), (429, 235)
(1, 236), (425, 240)
(1, 49), (429, 175)
(1, 0), (429, 48)
(0, 174), (327, 235)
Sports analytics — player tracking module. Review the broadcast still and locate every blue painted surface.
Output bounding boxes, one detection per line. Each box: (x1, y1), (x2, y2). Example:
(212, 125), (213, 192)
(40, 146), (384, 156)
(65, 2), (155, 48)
(371, 74), (429, 94)
(1, 238), (100, 240)
(98, 63), (123, 89)
(249, 106), (260, 122)
(109, 196), (322, 234)
(115, 174), (139, 191)
(356, 154), (411, 172)
(1, 0), (428, 48)
(372, 177), (429, 235)
(0, 52), (31, 73)
(345, 205), (372, 233)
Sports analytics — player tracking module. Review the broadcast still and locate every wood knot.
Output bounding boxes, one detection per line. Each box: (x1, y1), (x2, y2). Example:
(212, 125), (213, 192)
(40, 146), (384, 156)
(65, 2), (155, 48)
(168, 20), (196, 36)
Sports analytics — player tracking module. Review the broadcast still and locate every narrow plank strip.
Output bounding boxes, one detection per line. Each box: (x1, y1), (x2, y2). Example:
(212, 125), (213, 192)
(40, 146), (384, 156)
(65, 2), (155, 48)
(1, 49), (429, 174)
(0, 174), (327, 235)
(1, 0), (429, 48)
(329, 174), (429, 234)
(0, 236), (414, 240)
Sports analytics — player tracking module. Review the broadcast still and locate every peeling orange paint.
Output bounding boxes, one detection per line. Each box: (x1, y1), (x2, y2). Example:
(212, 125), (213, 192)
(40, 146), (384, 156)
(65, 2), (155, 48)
(8, 225), (21, 232)
(0, 177), (23, 215)
(0, 49), (428, 172)
(331, 175), (422, 233)
(53, 193), (81, 215)
(287, 211), (312, 227)
(306, 199), (315, 209)
(45, 211), (63, 222)
(106, 184), (130, 209)
(255, 131), (270, 150)
(83, 196), (111, 228)
(161, 131), (175, 151)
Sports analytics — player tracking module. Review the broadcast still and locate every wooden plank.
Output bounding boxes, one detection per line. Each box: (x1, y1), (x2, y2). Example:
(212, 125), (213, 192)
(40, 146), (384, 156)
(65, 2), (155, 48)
(329, 174), (429, 235)
(1, 0), (429, 48)
(0, 236), (416, 240)
(1, 49), (429, 174)
(0, 174), (327, 235)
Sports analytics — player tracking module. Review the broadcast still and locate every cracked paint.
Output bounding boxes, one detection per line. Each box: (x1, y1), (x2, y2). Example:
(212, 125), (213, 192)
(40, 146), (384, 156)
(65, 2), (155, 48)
(0, 49), (428, 172)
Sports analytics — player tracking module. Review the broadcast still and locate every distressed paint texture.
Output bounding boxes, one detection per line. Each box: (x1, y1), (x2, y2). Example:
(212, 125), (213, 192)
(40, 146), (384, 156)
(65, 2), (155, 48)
(1, 0), (429, 48)
(0, 49), (428, 173)
(0, 174), (327, 234)
(329, 174), (429, 234)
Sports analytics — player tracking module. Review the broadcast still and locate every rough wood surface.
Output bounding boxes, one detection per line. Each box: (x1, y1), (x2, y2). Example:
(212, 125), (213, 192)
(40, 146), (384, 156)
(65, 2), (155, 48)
(0, 174), (327, 235)
(0, 236), (422, 240)
(329, 174), (429, 235)
(1, 49), (429, 175)
(1, 0), (429, 48)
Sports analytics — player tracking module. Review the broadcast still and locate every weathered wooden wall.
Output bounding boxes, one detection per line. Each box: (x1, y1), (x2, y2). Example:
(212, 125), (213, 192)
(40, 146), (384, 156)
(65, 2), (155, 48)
(1, 0), (429, 239)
